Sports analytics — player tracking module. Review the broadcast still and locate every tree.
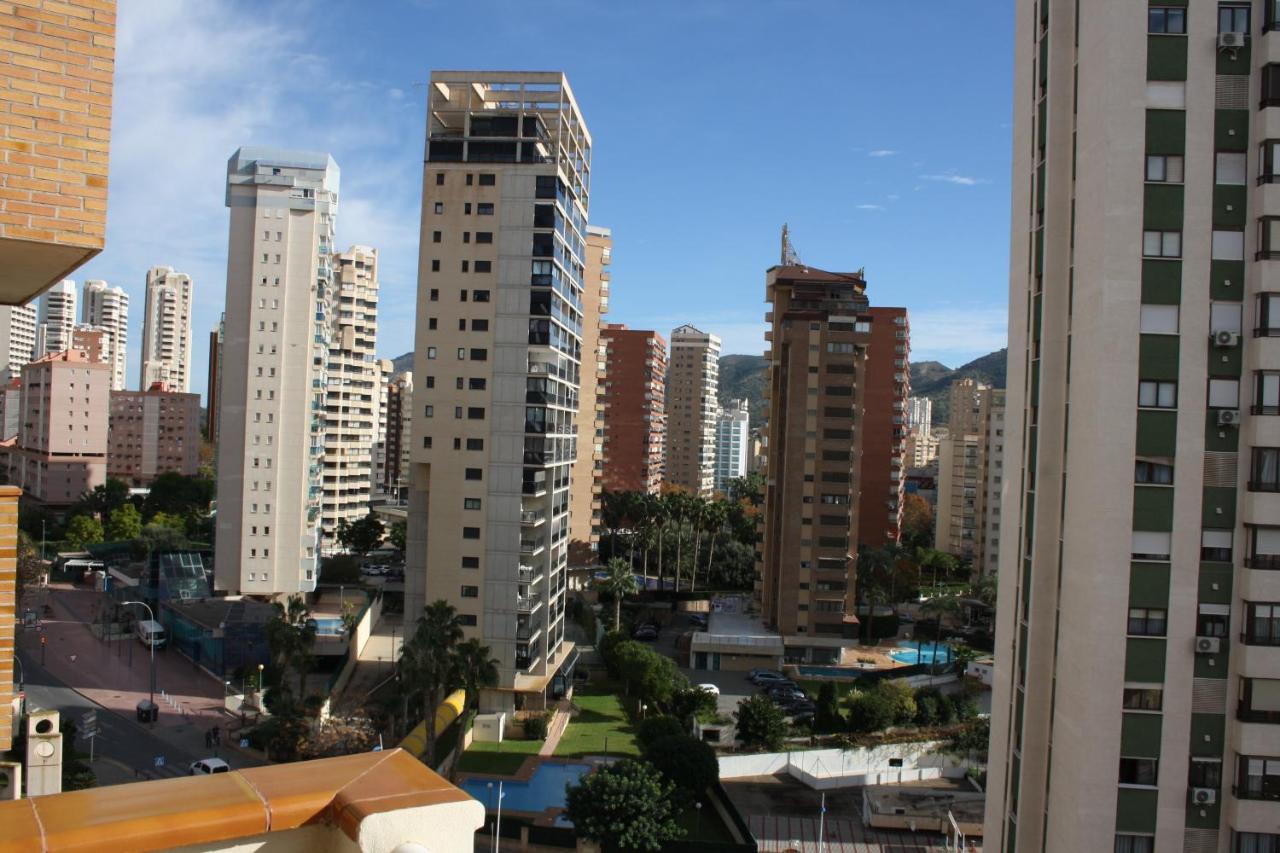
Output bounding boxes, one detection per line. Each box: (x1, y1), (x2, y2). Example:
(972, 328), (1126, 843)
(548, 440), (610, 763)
(846, 689), (895, 735)
(104, 504), (142, 541)
(14, 530), (42, 603)
(454, 637), (498, 733)
(148, 511), (187, 533)
(388, 520), (406, 553)
(143, 471), (214, 519)
(63, 514), (104, 549)
(643, 735), (719, 798)
(734, 695), (785, 751)
(635, 715), (688, 751)
(77, 478), (129, 519)
(667, 685), (717, 726)
(595, 557), (638, 629)
(138, 522), (187, 554)
(900, 493), (935, 550)
(697, 500), (728, 591)
(336, 512), (385, 556)
(611, 641), (684, 709)
(564, 759), (683, 852)
(265, 595), (317, 716)
(971, 573), (998, 608)
(399, 600), (463, 766)
(920, 596), (962, 674)
(877, 679), (918, 726)
(320, 554), (361, 584)
(708, 538), (755, 589)
(814, 682), (842, 732)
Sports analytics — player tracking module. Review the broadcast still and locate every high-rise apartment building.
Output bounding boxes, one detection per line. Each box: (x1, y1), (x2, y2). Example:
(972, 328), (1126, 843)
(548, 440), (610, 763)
(0, 303), (36, 381)
(599, 324), (666, 494)
(665, 324), (720, 496)
(713, 398), (749, 493)
(36, 279), (76, 356)
(12, 349), (109, 505)
(933, 379), (1004, 573)
(206, 316), (223, 443)
(758, 264), (869, 661)
(985, 4), (1280, 850)
(215, 148), (338, 596)
(0, 378), (19, 441)
(81, 279), (128, 390)
(108, 384), (200, 485)
(320, 245), (380, 544)
(378, 369), (412, 503)
(140, 266), (194, 392)
(908, 396), (932, 441)
(568, 225), (609, 565)
(858, 306), (910, 548)
(406, 71), (590, 710)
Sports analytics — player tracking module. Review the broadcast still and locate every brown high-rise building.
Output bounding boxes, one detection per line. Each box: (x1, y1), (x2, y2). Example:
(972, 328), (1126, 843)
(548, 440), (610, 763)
(600, 324), (666, 494)
(759, 264), (870, 656)
(568, 226), (610, 564)
(108, 383), (201, 486)
(857, 307), (910, 548)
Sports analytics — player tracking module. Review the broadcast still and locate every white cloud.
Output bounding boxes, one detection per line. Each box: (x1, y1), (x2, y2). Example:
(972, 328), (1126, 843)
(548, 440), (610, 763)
(918, 173), (986, 187)
(856, 203), (885, 211)
(907, 305), (1008, 364)
(868, 149), (896, 157)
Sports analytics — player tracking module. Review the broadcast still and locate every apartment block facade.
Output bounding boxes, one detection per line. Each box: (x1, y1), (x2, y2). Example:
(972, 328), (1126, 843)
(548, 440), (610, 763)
(140, 266), (194, 392)
(321, 245), (380, 544)
(714, 398), (749, 493)
(107, 384), (200, 485)
(0, 304), (36, 382)
(12, 349), (108, 505)
(36, 279), (76, 357)
(934, 379), (1004, 574)
(406, 72), (590, 710)
(377, 369), (412, 503)
(758, 265), (870, 662)
(215, 148), (338, 596)
(81, 278), (127, 390)
(986, 3), (1280, 850)
(568, 225), (609, 564)
(857, 306), (910, 548)
(665, 324), (720, 496)
(206, 317), (222, 443)
(599, 324), (666, 494)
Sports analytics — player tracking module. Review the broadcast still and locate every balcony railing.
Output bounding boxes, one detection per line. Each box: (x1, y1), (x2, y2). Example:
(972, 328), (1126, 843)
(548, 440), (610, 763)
(1233, 783), (1280, 801)
(1249, 479), (1280, 492)
(516, 592), (544, 612)
(1241, 631), (1280, 646)
(1252, 405), (1280, 416)
(1238, 703), (1280, 724)
(1246, 554), (1280, 570)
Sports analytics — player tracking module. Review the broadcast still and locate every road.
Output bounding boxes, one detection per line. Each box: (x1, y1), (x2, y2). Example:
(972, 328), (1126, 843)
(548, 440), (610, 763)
(16, 647), (206, 782)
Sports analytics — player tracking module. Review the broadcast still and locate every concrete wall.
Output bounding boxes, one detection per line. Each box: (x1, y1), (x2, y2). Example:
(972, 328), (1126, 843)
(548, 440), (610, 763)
(718, 742), (966, 791)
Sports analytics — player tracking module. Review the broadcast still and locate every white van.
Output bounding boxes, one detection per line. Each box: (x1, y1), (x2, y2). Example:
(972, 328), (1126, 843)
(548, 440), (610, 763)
(134, 619), (167, 649)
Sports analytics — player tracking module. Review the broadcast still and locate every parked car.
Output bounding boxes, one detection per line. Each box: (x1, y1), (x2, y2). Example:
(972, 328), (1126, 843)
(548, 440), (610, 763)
(189, 758), (230, 775)
(688, 614), (708, 629)
(695, 683), (720, 697)
(763, 680), (800, 695)
(766, 685), (806, 703)
(632, 624), (659, 641)
(781, 698), (816, 715)
(748, 669), (786, 684)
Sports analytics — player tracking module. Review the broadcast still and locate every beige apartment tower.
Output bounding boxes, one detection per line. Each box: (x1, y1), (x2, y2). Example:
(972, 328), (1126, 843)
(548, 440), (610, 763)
(0, 303), (36, 382)
(407, 71), (590, 711)
(933, 379), (1004, 575)
(81, 278), (128, 391)
(36, 279), (76, 357)
(320, 245), (380, 544)
(987, 3), (1280, 851)
(665, 324), (720, 496)
(215, 148), (338, 596)
(140, 266), (194, 392)
(758, 265), (869, 660)
(568, 225), (609, 565)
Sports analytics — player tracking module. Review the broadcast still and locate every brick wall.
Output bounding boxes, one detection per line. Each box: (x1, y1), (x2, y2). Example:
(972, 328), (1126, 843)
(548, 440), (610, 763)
(0, 485), (20, 752)
(0, 0), (115, 287)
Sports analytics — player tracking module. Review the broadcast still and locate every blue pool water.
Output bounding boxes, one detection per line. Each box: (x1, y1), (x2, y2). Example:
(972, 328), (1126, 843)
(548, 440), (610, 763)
(311, 617), (344, 636)
(461, 762), (591, 815)
(890, 644), (953, 666)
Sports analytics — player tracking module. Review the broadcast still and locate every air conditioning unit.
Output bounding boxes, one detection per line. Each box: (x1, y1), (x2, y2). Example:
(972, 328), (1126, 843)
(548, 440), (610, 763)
(1219, 31), (1246, 49)
(1217, 409), (1241, 427)
(0, 761), (20, 800)
(1212, 330), (1240, 348)
(1191, 787), (1217, 806)
(1195, 636), (1221, 654)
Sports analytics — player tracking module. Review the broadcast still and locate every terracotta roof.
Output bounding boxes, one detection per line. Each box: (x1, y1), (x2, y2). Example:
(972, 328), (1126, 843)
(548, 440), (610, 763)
(0, 748), (474, 853)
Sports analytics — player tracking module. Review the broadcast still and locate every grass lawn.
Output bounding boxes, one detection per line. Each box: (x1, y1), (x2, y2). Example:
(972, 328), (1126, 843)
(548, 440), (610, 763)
(554, 682), (639, 758)
(457, 736), (543, 775)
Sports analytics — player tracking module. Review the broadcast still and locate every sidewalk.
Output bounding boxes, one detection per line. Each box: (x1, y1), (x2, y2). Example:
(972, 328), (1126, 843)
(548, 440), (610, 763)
(18, 585), (263, 767)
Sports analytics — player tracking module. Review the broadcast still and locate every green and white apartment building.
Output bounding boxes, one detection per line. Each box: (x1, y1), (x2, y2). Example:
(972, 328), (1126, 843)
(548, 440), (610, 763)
(986, 2), (1280, 852)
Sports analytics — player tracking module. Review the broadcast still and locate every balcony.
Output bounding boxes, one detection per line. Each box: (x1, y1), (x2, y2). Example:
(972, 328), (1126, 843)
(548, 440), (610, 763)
(1246, 554), (1280, 570)
(520, 510), (546, 527)
(1241, 631), (1280, 646)
(516, 592), (544, 613)
(519, 539), (545, 557)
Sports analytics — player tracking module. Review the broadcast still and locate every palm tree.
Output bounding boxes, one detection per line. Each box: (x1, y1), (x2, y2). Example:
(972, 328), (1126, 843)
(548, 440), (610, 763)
(856, 547), (893, 646)
(687, 496), (708, 591)
(453, 638), (499, 749)
(265, 594), (317, 704)
(971, 572), (997, 609)
(399, 600), (464, 766)
(667, 491), (689, 591)
(649, 493), (670, 592)
(601, 490), (622, 560)
(919, 595), (962, 674)
(596, 557), (639, 629)
(698, 500), (728, 592)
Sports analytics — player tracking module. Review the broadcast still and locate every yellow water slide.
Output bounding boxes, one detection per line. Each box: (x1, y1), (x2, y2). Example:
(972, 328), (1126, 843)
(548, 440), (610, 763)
(399, 689), (466, 758)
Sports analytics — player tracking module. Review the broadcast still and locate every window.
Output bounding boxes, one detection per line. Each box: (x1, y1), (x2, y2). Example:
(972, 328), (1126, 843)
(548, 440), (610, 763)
(463, 203), (471, 214)
(1122, 686), (1163, 711)
(474, 260), (492, 273)
(467, 407), (485, 420)
(463, 498), (481, 510)
(435, 173), (444, 186)
(1198, 603), (1230, 638)
(469, 378), (486, 390)
(1265, 64), (1280, 107)
(422, 436), (432, 449)
(1146, 80), (1185, 109)
(472, 319), (489, 332)
(1217, 152), (1248, 185)
(458, 614), (477, 626)
(1248, 525), (1280, 569)
(461, 585), (479, 598)
(1220, 4), (1250, 34)
(1212, 301), (1243, 335)
(423, 405), (433, 418)
(432, 231), (441, 243)
(462, 557), (479, 569)
(1128, 607), (1167, 637)
(465, 468), (482, 481)
(1252, 448), (1280, 491)
(425, 376), (435, 388)
(1202, 529), (1234, 561)
(477, 203), (494, 215)
(1240, 677), (1280, 723)
(1188, 758), (1222, 788)
(430, 288), (439, 301)
(473, 289), (490, 302)
(457, 347), (466, 360)
(1135, 459), (1174, 484)
(1118, 757), (1159, 786)
(1214, 229), (1246, 261)
(470, 348), (488, 361)
(1245, 602), (1280, 645)
(465, 173), (473, 186)
(1115, 836), (1154, 853)
(461, 260), (469, 272)
(1148, 7), (1185, 33)
(434, 202), (443, 214)
(1262, 141), (1280, 182)
(1139, 304), (1178, 334)
(1209, 378), (1241, 408)
(431, 259), (440, 272)
(428, 318), (437, 330)
(462, 527), (480, 539)
(466, 438), (484, 450)
(476, 232), (493, 244)
(1262, 218), (1280, 260)
(1132, 531), (1171, 560)
(1142, 230), (1181, 258)
(463, 231), (471, 244)
(479, 173), (495, 186)
(1255, 371), (1280, 414)
(1237, 756), (1280, 800)
(1258, 293), (1280, 335)
(454, 406), (463, 419)
(1146, 154), (1183, 183)
(426, 347), (436, 359)
(1138, 380), (1176, 408)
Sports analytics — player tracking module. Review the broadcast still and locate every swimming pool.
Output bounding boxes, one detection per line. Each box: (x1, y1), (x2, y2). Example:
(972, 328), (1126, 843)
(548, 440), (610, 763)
(890, 643), (953, 666)
(461, 762), (591, 816)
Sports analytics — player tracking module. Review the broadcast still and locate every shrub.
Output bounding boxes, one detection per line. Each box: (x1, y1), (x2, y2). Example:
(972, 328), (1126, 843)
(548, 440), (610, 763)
(643, 735), (719, 797)
(565, 759), (682, 851)
(524, 713), (549, 741)
(734, 695), (785, 751)
(636, 715), (688, 751)
(814, 682), (842, 733)
(878, 680), (917, 725)
(914, 694), (941, 727)
(846, 689), (895, 735)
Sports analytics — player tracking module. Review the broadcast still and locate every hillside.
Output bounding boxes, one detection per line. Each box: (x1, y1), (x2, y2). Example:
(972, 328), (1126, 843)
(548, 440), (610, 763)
(391, 351), (413, 374)
(717, 354), (769, 428)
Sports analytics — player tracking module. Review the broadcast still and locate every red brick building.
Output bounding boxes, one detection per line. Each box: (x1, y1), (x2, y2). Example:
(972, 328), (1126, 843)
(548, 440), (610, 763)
(108, 382), (201, 485)
(857, 306), (910, 548)
(600, 324), (666, 494)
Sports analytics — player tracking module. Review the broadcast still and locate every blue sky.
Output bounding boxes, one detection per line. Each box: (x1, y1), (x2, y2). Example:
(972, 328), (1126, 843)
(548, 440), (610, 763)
(79, 0), (1014, 398)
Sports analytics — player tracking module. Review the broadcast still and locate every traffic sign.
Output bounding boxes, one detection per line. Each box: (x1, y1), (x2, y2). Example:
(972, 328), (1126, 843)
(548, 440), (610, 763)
(239, 738), (249, 749)
(153, 755), (165, 768)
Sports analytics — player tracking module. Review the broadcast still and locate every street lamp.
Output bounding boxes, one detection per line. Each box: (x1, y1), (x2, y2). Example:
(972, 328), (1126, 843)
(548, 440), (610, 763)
(121, 600), (157, 708)
(257, 663), (265, 706)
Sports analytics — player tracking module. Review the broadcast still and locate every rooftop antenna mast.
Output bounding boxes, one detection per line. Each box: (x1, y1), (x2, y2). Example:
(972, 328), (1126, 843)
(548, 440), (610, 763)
(781, 223), (800, 266)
